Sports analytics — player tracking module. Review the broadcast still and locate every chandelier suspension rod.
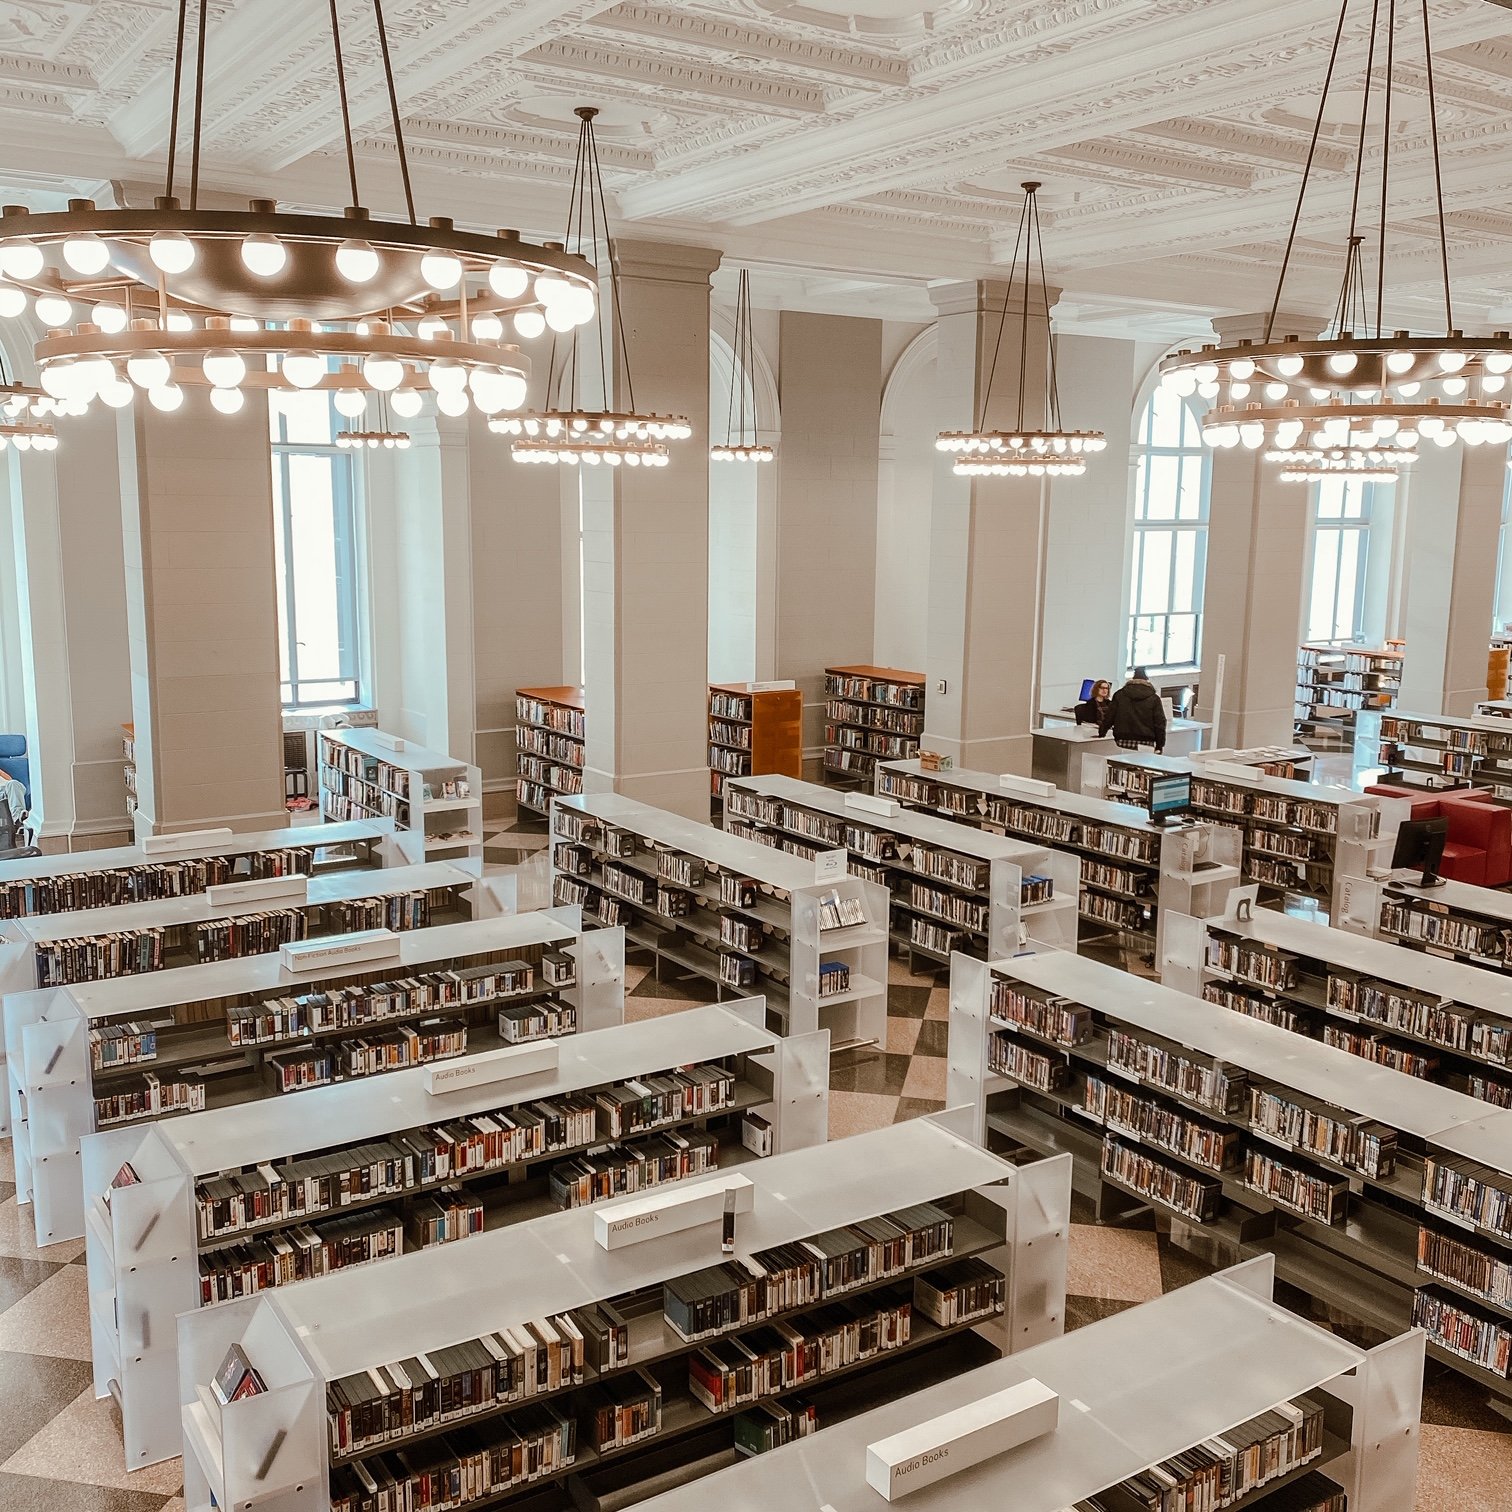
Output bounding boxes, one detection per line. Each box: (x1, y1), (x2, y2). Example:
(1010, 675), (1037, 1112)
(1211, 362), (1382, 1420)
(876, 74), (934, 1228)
(1031, 189), (1062, 432)
(1016, 197), (1032, 436)
(189, 0), (208, 209)
(1420, 0), (1453, 332)
(975, 190), (1029, 434)
(587, 115), (637, 417)
(164, 0), (191, 201)
(588, 119), (611, 416)
(327, 0), (362, 209)
(744, 273), (755, 442)
(371, 0), (416, 224)
(1342, 0), (1380, 291)
(726, 272), (741, 447)
(1376, 0), (1395, 339)
(1265, 0), (1352, 343)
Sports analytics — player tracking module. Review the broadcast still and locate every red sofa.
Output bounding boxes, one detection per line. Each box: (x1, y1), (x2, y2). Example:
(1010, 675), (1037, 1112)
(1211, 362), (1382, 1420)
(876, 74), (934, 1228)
(1364, 784), (1512, 887)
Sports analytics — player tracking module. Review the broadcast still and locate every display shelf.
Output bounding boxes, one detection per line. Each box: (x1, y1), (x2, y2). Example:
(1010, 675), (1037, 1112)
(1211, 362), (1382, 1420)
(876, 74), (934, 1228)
(1085, 747), (1315, 806)
(822, 665), (925, 787)
(631, 1256), (1420, 1512)
(1376, 709), (1512, 793)
(1161, 898), (1512, 1109)
(319, 729), (483, 866)
(7, 908), (616, 1246)
(707, 683), (802, 812)
(875, 759), (1241, 954)
(84, 999), (820, 1470)
(1295, 642), (1404, 743)
(1342, 873), (1512, 974)
(174, 1114), (1070, 1512)
(121, 724), (136, 825)
(951, 945), (1512, 1405)
(722, 774), (1079, 966)
(515, 687), (587, 821)
(552, 792), (889, 1050)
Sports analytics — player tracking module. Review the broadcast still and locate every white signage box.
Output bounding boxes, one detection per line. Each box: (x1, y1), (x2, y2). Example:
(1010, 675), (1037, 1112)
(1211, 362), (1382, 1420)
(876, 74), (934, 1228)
(865, 1378), (1059, 1501)
(594, 1173), (755, 1251)
(845, 792), (901, 818)
(206, 875), (310, 908)
(425, 1039), (559, 1095)
(280, 928), (401, 974)
(999, 774), (1056, 799)
(141, 827), (235, 855)
(1199, 759), (1260, 781)
(373, 732), (406, 751)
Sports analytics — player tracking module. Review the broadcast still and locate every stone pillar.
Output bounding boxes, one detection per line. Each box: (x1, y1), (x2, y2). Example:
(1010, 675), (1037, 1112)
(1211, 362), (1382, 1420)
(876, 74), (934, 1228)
(580, 240), (720, 820)
(1039, 332), (1139, 708)
(1195, 312), (1322, 747)
(774, 312), (883, 772)
(923, 280), (1054, 775)
(119, 387), (286, 835)
(1398, 443), (1503, 714)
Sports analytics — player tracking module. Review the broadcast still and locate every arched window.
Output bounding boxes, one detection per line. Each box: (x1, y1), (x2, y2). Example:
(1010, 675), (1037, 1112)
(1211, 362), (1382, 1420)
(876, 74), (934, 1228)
(1127, 385), (1210, 671)
(1305, 478), (1381, 644)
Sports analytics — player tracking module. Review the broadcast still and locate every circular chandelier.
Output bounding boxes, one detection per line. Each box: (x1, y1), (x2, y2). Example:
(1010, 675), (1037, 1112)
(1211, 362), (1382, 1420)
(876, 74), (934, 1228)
(936, 181), (1105, 477)
(711, 269), (773, 462)
(0, 0), (598, 425)
(1159, 0), (1512, 482)
(491, 107), (691, 465)
(0, 371), (59, 451)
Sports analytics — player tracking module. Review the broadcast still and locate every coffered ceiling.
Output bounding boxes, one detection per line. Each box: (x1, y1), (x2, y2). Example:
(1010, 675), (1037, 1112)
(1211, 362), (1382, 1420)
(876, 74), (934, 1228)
(2, 0), (1511, 334)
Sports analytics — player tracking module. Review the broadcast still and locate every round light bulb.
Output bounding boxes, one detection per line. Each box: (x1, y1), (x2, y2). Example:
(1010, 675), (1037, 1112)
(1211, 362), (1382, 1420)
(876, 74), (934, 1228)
(165, 311), (194, 332)
(0, 282), (24, 318)
(209, 386), (244, 415)
(1326, 352), (1357, 376)
(470, 313), (504, 342)
(201, 348), (246, 388)
(1276, 354), (1305, 378)
(427, 358), (467, 393)
(513, 308), (545, 339)
(125, 352), (172, 390)
(1385, 350), (1415, 376)
(566, 286), (596, 325)
(489, 262), (529, 299)
(1439, 350), (1468, 373)
(39, 361), (73, 399)
(335, 240), (379, 282)
(545, 303), (576, 333)
(1264, 382), (1288, 402)
(1239, 422), (1265, 449)
(34, 293), (71, 326)
(435, 388), (469, 417)
(149, 232), (196, 274)
(1229, 358), (1256, 381)
(334, 388), (367, 418)
(1485, 352), (1512, 375)
(62, 233), (110, 275)
(1419, 415), (1445, 437)
(92, 300), (128, 334)
(391, 387), (423, 418)
(418, 315), (449, 341)
(0, 240), (43, 280)
(148, 383), (184, 412)
(420, 251), (462, 290)
(498, 373), (527, 411)
(99, 377), (134, 409)
(1443, 376), (1468, 396)
(281, 351), (326, 389)
(240, 234), (287, 277)
(363, 353), (404, 391)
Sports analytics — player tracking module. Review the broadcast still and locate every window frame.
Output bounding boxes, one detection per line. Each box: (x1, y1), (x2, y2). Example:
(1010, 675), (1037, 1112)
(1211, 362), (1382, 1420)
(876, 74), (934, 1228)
(1304, 477), (1376, 647)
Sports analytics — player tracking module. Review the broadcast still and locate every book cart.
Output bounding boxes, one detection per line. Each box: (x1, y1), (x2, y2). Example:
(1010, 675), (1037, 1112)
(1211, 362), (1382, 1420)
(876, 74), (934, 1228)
(633, 1257), (1421, 1512)
(319, 730), (484, 867)
(950, 946), (1512, 1410)
(722, 774), (1078, 967)
(515, 687), (587, 821)
(7, 904), (610, 1246)
(551, 792), (889, 1051)
(707, 683), (803, 813)
(1161, 896), (1512, 1110)
(822, 665), (926, 786)
(172, 1114), (1070, 1512)
(82, 998), (818, 1469)
(875, 759), (1241, 955)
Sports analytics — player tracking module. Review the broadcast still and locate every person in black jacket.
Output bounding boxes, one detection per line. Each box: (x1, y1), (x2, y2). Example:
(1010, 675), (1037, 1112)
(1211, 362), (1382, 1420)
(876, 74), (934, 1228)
(1100, 668), (1167, 753)
(1075, 680), (1112, 729)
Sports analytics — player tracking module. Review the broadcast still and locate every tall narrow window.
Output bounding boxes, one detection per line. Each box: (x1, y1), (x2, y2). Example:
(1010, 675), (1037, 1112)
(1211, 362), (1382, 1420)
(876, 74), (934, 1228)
(1305, 478), (1376, 644)
(1127, 385), (1210, 671)
(270, 390), (362, 707)
(1495, 466), (1512, 636)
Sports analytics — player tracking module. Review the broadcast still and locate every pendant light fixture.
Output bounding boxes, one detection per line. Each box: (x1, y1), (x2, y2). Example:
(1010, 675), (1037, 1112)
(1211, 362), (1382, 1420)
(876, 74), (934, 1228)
(1159, 0), (1512, 480)
(0, 361), (58, 452)
(493, 107), (691, 466)
(711, 269), (773, 462)
(0, 0), (597, 421)
(936, 182), (1105, 477)
(336, 391), (411, 451)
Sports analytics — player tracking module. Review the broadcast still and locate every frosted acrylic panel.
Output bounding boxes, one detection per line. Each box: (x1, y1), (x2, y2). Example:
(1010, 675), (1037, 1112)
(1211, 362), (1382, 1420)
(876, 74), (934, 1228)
(774, 1028), (829, 1152)
(1009, 1152), (1072, 1349)
(1349, 1330), (1425, 1512)
(575, 922), (625, 1034)
(1158, 909), (1205, 985)
(946, 953), (990, 1143)
(22, 1010), (88, 1094)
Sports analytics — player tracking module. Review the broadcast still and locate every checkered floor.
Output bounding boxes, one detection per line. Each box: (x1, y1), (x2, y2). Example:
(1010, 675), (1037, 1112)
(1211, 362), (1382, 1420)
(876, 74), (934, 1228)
(0, 815), (1504, 1506)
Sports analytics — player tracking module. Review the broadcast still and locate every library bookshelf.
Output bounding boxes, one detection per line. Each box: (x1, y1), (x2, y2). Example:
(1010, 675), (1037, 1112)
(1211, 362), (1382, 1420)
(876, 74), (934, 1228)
(516, 687), (587, 821)
(552, 792), (889, 1051)
(122, 723), (136, 826)
(82, 999), (817, 1468)
(951, 946), (1512, 1405)
(708, 683), (803, 812)
(1375, 708), (1512, 793)
(9, 908), (619, 1246)
(722, 774), (1079, 967)
(822, 665), (925, 787)
(319, 730), (484, 866)
(1341, 872), (1512, 974)
(173, 1114), (1071, 1512)
(0, 818), (397, 1137)
(633, 1257), (1421, 1512)
(876, 759), (1241, 954)
(1085, 747), (1314, 806)
(1295, 641), (1403, 743)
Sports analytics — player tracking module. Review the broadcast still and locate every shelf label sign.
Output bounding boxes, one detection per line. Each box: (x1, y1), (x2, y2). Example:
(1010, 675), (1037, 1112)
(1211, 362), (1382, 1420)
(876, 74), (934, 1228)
(814, 849), (849, 884)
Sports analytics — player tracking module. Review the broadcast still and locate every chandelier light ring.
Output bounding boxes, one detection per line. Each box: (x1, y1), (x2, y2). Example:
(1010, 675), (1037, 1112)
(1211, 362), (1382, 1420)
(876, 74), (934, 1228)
(0, 372), (59, 451)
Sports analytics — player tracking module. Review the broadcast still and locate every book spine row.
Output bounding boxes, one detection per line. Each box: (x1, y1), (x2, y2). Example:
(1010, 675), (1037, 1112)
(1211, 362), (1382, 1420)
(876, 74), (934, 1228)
(1205, 938), (1299, 991)
(1106, 1030), (1245, 1115)
(1203, 981), (1311, 1033)
(1321, 1023), (1438, 1078)
(95, 1071), (204, 1127)
(1418, 1223), (1512, 1311)
(200, 1209), (405, 1305)
(987, 1032), (1069, 1093)
(1085, 1076), (1236, 1173)
(1423, 1156), (1512, 1238)
(1101, 1135), (1221, 1223)
(516, 696), (586, 739)
(1413, 1288), (1512, 1378)
(908, 880), (987, 932)
(549, 1130), (719, 1209)
(1249, 1086), (1397, 1179)
(988, 980), (1090, 1046)
(515, 727), (584, 766)
(1243, 1148), (1347, 1226)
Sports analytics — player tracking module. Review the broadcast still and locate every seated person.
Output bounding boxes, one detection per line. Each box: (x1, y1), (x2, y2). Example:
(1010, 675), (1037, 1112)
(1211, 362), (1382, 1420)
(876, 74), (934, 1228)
(0, 769), (28, 844)
(1075, 679), (1113, 729)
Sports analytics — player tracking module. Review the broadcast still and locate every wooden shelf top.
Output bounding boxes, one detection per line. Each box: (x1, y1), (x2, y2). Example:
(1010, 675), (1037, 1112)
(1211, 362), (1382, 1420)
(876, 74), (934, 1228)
(825, 664), (926, 684)
(517, 685), (587, 709)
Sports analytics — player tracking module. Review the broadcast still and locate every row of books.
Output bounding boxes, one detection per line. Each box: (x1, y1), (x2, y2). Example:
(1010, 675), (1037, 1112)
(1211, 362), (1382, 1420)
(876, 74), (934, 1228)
(516, 754), (584, 794)
(1423, 1154), (1512, 1239)
(1469, 1072), (1512, 1109)
(321, 767), (412, 822)
(907, 846), (987, 890)
(989, 981), (1092, 1047)
(723, 789), (784, 829)
(991, 800), (1079, 848)
(1102, 1136), (1221, 1224)
(1244, 1148), (1347, 1226)
(1205, 936), (1299, 991)
(1417, 1222), (1512, 1311)
(1329, 971), (1484, 1056)
(95, 1070), (204, 1127)
(1107, 1028), (1248, 1115)
(828, 726), (917, 759)
(1084, 1076), (1238, 1174)
(1380, 898), (1512, 964)
(709, 690), (754, 721)
(909, 916), (963, 957)
(1081, 859), (1149, 900)
(516, 696), (586, 740)
(823, 674), (924, 710)
(548, 1129), (719, 1208)
(662, 1200), (955, 1341)
(844, 823), (896, 862)
(1322, 1022), (1437, 1078)
(1249, 1084), (1397, 1179)
(602, 862), (656, 908)
(708, 746), (749, 776)
(735, 1398), (816, 1456)
(907, 880), (987, 933)
(1204, 981), (1311, 1034)
(200, 1208), (405, 1305)
(195, 1064), (740, 1238)
(549, 809), (599, 846)
(709, 719), (752, 750)
(89, 1019), (158, 1070)
(319, 742), (415, 798)
(1079, 889), (1149, 934)
(824, 747), (884, 778)
(515, 726), (585, 767)
(1413, 1287), (1512, 1378)
(225, 961), (539, 1046)
(817, 961), (851, 998)
(514, 781), (558, 814)
(37, 926), (168, 985)
(823, 698), (924, 733)
(498, 1001), (576, 1044)
(266, 1020), (469, 1093)
(721, 914), (764, 952)
(1081, 823), (1159, 867)
(1248, 856), (1318, 893)
(411, 1188), (485, 1248)
(1248, 832), (1325, 863)
(988, 1032), (1069, 1094)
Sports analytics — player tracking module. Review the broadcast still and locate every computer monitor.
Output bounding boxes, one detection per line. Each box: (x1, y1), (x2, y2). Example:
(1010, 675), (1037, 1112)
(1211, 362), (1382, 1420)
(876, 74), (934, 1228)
(1078, 678), (1096, 702)
(1391, 816), (1448, 888)
(1147, 773), (1191, 827)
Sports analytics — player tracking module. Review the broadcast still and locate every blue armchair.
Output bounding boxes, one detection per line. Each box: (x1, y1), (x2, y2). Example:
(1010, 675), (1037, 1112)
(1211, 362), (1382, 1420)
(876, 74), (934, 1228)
(0, 734), (29, 809)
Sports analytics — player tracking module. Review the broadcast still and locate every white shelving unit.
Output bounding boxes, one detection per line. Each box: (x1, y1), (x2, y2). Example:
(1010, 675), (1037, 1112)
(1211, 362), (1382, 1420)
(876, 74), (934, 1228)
(173, 1114), (1070, 1512)
(1342, 872), (1512, 972)
(1083, 746), (1315, 805)
(632, 1257), (1422, 1512)
(951, 946), (1512, 1405)
(552, 792), (890, 1050)
(876, 759), (1242, 954)
(318, 728), (484, 868)
(83, 999), (813, 1469)
(722, 774), (1079, 966)
(1375, 708), (1512, 792)
(7, 907), (614, 1246)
